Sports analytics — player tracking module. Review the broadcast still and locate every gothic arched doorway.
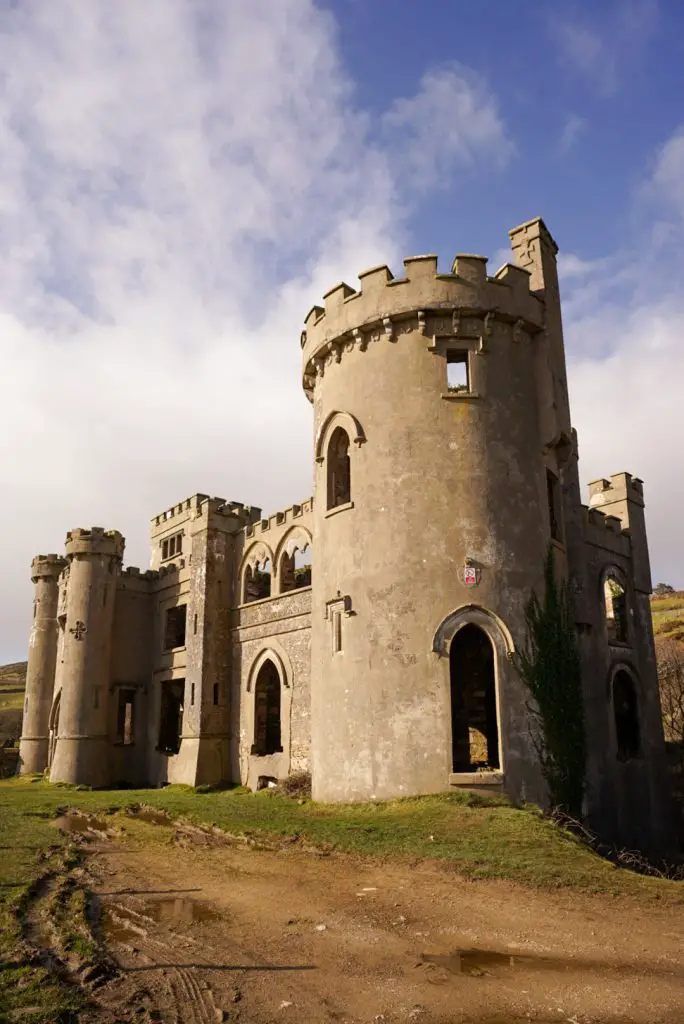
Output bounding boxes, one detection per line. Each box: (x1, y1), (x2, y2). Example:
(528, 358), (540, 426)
(449, 624), (499, 772)
(252, 660), (282, 756)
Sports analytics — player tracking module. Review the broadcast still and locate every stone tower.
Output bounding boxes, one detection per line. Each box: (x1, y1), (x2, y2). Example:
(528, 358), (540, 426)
(19, 554), (68, 773)
(301, 219), (577, 804)
(49, 528), (125, 787)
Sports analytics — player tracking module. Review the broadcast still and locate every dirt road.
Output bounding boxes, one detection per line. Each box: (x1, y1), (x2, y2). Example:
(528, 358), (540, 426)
(55, 813), (684, 1023)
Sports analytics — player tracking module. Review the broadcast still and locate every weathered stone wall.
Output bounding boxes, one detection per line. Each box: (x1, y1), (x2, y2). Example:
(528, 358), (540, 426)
(231, 588), (311, 790)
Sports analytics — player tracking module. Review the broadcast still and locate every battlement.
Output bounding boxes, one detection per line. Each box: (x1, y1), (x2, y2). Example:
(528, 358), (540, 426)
(581, 504), (631, 557)
(588, 472), (645, 509)
(244, 498), (314, 539)
(30, 554), (68, 581)
(300, 226), (547, 397)
(65, 528), (125, 560)
(153, 493), (210, 526)
(120, 566), (159, 580)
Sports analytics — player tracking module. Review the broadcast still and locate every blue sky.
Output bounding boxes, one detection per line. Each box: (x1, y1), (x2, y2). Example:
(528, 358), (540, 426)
(0, 0), (683, 662)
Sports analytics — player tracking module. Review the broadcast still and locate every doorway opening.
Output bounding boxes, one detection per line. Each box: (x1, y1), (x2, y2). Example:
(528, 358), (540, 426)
(252, 660), (282, 756)
(449, 624), (499, 772)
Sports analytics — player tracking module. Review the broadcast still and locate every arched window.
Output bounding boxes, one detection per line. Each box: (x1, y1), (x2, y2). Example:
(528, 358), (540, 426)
(449, 624), (499, 772)
(279, 543), (312, 592)
(603, 574), (628, 644)
(252, 660), (282, 755)
(613, 670), (640, 761)
(243, 558), (272, 603)
(327, 427), (351, 509)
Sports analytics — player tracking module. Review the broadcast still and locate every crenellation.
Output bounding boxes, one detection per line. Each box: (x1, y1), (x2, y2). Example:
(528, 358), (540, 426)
(19, 214), (671, 855)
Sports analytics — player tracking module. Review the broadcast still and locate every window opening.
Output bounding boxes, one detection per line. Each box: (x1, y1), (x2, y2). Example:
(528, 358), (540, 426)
(164, 604), (187, 650)
(252, 660), (282, 755)
(449, 624), (499, 772)
(158, 679), (184, 755)
(243, 559), (272, 603)
(280, 543), (312, 593)
(161, 533), (183, 561)
(115, 688), (135, 745)
(190, 682), (195, 706)
(327, 427), (351, 509)
(613, 670), (640, 760)
(193, 613), (198, 635)
(546, 469), (562, 542)
(446, 350), (469, 392)
(603, 576), (628, 644)
(213, 683), (219, 706)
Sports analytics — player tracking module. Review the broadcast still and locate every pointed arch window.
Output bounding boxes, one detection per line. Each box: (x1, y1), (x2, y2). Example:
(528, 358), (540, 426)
(327, 427), (351, 510)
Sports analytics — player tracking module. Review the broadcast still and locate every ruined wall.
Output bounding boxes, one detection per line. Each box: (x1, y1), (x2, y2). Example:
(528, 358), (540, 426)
(231, 586), (312, 791)
(108, 569), (156, 786)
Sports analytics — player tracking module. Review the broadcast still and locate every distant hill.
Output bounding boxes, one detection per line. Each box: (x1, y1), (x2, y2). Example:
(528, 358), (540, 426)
(651, 590), (684, 647)
(0, 661), (26, 747)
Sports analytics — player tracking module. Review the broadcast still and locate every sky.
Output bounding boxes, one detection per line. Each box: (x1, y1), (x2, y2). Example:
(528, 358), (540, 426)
(1, 0), (683, 663)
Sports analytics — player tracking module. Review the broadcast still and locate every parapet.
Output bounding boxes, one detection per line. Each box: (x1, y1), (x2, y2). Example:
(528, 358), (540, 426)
(117, 565), (160, 592)
(581, 505), (631, 558)
(588, 473), (645, 509)
(30, 554), (68, 582)
(244, 498), (314, 539)
(152, 493), (211, 527)
(65, 527), (125, 560)
(300, 232), (546, 398)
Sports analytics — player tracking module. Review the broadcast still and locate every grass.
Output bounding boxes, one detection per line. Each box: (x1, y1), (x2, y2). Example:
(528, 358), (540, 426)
(0, 777), (682, 1021)
(652, 591), (684, 643)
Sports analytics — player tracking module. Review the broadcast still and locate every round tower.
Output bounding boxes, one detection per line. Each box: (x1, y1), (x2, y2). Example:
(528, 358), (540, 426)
(49, 528), (124, 787)
(302, 244), (561, 803)
(19, 554), (68, 774)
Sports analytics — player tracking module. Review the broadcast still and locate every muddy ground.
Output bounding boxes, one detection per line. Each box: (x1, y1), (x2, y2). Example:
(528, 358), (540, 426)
(29, 811), (684, 1024)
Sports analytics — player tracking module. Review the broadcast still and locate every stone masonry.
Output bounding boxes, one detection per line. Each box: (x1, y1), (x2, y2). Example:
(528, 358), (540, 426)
(19, 218), (675, 854)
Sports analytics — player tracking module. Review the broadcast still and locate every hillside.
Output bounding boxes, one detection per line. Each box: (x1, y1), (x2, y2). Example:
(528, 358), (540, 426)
(652, 589), (684, 646)
(0, 661), (26, 747)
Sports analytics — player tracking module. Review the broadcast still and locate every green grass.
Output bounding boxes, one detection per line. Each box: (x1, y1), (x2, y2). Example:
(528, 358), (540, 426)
(0, 776), (682, 1022)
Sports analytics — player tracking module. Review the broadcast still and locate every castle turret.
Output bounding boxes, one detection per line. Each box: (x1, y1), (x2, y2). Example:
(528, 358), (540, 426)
(301, 227), (568, 804)
(49, 528), (124, 787)
(19, 554), (68, 774)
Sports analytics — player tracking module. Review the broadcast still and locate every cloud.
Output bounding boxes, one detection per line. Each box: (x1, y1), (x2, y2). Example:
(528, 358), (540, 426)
(0, 2), (512, 662)
(647, 125), (684, 218)
(381, 64), (513, 189)
(549, 0), (659, 95)
(560, 122), (684, 589)
(556, 114), (586, 156)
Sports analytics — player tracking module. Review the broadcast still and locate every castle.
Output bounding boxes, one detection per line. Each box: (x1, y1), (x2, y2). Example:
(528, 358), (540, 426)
(19, 217), (673, 852)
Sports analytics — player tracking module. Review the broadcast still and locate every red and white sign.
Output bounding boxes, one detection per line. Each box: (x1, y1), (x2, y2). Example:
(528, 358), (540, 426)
(463, 566), (478, 586)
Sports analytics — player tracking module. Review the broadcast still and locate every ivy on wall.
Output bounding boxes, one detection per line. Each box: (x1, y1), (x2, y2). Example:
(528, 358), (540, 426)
(514, 547), (586, 819)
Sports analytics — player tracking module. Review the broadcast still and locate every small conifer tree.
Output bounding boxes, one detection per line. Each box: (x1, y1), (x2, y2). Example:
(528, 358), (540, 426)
(514, 548), (586, 819)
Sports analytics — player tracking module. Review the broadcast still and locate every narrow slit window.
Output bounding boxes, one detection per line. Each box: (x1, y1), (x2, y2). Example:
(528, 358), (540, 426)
(213, 683), (219, 706)
(115, 689), (136, 745)
(546, 469), (562, 542)
(446, 351), (469, 392)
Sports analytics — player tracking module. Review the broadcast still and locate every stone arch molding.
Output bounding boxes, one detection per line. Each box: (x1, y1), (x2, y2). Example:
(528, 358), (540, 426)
(432, 604), (515, 660)
(246, 644), (292, 692)
(606, 659), (641, 699)
(314, 410), (366, 464)
(240, 540), (275, 579)
(274, 525), (312, 566)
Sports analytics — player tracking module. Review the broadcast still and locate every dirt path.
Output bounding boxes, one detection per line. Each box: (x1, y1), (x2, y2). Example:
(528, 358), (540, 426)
(54, 814), (684, 1023)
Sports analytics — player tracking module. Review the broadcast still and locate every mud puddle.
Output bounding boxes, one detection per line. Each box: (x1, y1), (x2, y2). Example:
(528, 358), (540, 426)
(127, 806), (173, 827)
(102, 895), (222, 944)
(419, 948), (560, 977)
(53, 812), (108, 834)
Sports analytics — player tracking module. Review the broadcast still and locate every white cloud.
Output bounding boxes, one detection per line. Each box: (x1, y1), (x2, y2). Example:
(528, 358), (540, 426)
(556, 114), (586, 156)
(0, 2), (512, 662)
(381, 64), (513, 189)
(549, 1), (658, 95)
(561, 121), (684, 589)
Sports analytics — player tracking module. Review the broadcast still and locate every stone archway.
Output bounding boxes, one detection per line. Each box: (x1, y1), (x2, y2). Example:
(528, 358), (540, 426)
(449, 623), (499, 772)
